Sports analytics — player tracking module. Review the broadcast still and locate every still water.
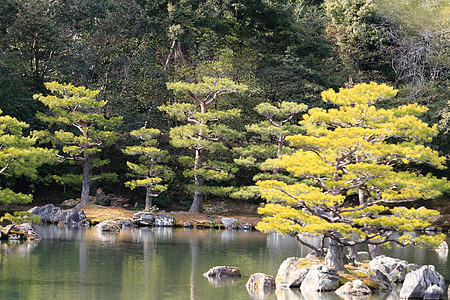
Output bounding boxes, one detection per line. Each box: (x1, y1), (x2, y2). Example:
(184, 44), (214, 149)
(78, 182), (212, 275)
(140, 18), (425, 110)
(0, 225), (448, 300)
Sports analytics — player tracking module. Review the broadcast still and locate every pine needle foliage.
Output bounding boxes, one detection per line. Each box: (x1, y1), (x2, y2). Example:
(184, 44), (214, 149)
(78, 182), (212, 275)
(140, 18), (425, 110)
(256, 82), (448, 267)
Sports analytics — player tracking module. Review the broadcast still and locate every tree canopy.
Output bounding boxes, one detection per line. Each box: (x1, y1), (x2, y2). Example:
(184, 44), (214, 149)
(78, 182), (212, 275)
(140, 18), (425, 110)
(34, 82), (122, 206)
(256, 82), (448, 269)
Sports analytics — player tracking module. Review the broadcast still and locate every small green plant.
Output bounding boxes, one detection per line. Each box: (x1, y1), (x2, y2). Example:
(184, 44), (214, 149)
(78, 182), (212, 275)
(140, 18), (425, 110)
(1, 211), (42, 225)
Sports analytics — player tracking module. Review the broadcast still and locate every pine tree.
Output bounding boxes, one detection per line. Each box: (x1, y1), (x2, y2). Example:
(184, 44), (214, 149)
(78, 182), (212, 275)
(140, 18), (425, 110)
(232, 101), (307, 199)
(0, 109), (54, 204)
(256, 82), (449, 270)
(122, 127), (173, 211)
(34, 82), (122, 207)
(159, 77), (247, 213)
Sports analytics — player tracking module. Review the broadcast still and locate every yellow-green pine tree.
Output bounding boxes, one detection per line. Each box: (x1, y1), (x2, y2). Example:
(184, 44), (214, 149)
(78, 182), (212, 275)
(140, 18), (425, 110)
(0, 109), (54, 204)
(256, 82), (448, 270)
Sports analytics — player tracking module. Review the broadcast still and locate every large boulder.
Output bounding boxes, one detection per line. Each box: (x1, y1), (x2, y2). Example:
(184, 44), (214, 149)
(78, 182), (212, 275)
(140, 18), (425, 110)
(116, 219), (136, 229)
(399, 265), (445, 299)
(335, 280), (371, 297)
(29, 204), (86, 227)
(300, 264), (340, 292)
(369, 255), (408, 283)
(133, 212), (155, 226)
(203, 266), (241, 277)
(221, 217), (237, 229)
(155, 214), (174, 227)
(275, 257), (309, 288)
(246, 273), (275, 297)
(94, 220), (120, 232)
(1, 223), (42, 240)
(366, 269), (393, 292)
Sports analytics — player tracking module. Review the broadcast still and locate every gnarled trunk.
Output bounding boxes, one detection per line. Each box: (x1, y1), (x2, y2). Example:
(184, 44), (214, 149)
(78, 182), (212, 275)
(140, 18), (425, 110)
(325, 239), (344, 270)
(79, 153), (90, 207)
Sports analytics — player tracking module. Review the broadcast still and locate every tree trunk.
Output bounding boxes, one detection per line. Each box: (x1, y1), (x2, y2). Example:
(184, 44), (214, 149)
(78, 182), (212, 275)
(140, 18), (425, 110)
(79, 153), (91, 206)
(273, 137), (284, 174)
(189, 148), (203, 213)
(325, 239), (344, 270)
(145, 187), (153, 211)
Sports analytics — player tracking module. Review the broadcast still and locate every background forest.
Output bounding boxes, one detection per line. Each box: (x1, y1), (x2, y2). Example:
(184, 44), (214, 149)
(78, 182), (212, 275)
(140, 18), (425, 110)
(0, 0), (448, 211)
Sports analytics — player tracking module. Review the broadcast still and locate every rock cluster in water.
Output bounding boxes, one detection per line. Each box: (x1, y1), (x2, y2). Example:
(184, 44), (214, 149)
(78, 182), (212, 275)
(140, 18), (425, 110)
(204, 254), (446, 299)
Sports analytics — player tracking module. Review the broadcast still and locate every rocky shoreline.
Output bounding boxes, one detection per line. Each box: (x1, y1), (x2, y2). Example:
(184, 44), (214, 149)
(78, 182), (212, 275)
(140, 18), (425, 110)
(1, 203), (449, 299)
(204, 254), (449, 299)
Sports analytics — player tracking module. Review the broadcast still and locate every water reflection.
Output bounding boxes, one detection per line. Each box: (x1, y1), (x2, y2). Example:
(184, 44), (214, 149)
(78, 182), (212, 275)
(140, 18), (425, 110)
(0, 226), (447, 300)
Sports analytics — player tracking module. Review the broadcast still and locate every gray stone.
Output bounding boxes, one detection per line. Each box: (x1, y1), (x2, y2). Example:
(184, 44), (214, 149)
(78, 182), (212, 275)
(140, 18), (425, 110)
(424, 284), (444, 300)
(61, 199), (77, 207)
(133, 212), (155, 226)
(221, 217), (237, 229)
(275, 257), (309, 288)
(3, 223), (42, 240)
(95, 188), (110, 205)
(246, 273), (275, 295)
(447, 285), (450, 299)
(399, 265), (445, 299)
(155, 214), (174, 227)
(369, 255), (408, 283)
(300, 264), (340, 292)
(367, 269), (392, 292)
(238, 223), (252, 230)
(335, 280), (371, 297)
(203, 266), (241, 277)
(94, 220), (120, 232)
(116, 219), (136, 229)
(29, 204), (86, 227)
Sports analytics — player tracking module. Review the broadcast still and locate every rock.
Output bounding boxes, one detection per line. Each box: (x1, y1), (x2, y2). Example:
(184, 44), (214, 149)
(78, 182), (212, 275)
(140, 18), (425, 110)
(183, 221), (192, 227)
(133, 212), (155, 226)
(435, 241), (448, 254)
(399, 265), (445, 299)
(246, 273), (275, 296)
(61, 199), (78, 207)
(448, 285), (450, 299)
(238, 223), (253, 230)
(95, 188), (109, 205)
(221, 217), (237, 229)
(203, 266), (241, 277)
(94, 220), (120, 232)
(29, 204), (60, 222)
(116, 219), (136, 229)
(305, 250), (323, 261)
(155, 214), (174, 227)
(335, 280), (371, 297)
(1, 223), (42, 240)
(424, 285), (444, 300)
(300, 264), (340, 292)
(29, 204), (86, 227)
(369, 255), (408, 283)
(366, 269), (393, 292)
(275, 257), (309, 288)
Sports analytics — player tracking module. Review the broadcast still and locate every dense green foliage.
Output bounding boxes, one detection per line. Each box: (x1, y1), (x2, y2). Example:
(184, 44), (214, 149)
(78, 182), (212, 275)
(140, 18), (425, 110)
(0, 0), (448, 213)
(34, 82), (122, 206)
(123, 127), (173, 210)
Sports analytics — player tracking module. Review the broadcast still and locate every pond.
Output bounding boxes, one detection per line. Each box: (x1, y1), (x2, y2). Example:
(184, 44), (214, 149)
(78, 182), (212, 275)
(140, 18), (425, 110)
(0, 225), (448, 300)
